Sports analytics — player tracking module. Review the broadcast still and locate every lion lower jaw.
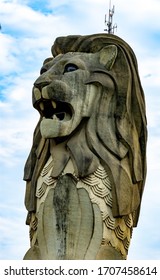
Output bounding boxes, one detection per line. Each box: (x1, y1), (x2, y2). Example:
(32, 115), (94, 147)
(40, 117), (74, 138)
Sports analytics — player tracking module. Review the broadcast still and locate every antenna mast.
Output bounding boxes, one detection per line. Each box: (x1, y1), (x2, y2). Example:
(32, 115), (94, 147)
(104, 1), (117, 34)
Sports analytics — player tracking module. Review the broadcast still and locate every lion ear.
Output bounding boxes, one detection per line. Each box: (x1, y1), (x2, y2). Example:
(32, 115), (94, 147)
(99, 45), (117, 70)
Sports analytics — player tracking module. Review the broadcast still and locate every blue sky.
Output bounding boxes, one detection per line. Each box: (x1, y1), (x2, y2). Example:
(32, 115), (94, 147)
(0, 0), (160, 260)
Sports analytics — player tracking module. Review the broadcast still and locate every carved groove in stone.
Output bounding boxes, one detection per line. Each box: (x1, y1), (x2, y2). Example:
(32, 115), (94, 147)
(123, 237), (130, 251)
(43, 176), (56, 186)
(40, 159), (54, 177)
(104, 215), (115, 230)
(36, 182), (47, 198)
(81, 175), (99, 186)
(104, 193), (113, 207)
(114, 225), (126, 241)
(102, 177), (112, 190)
(123, 214), (133, 228)
(31, 217), (38, 231)
(91, 184), (108, 197)
(94, 166), (108, 179)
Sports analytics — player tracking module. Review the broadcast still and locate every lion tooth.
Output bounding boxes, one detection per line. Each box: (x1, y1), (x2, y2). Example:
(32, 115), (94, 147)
(52, 100), (57, 109)
(42, 86), (49, 99)
(65, 112), (70, 121)
(33, 87), (41, 100)
(39, 102), (44, 111)
(53, 115), (58, 121)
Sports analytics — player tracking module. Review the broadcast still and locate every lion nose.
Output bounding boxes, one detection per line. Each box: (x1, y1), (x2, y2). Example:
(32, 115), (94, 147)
(34, 73), (53, 91)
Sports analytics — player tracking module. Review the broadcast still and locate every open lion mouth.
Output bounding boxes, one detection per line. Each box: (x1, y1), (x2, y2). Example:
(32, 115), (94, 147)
(37, 99), (73, 121)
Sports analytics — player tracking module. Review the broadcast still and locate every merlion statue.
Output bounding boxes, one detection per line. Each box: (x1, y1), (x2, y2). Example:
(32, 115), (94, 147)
(23, 33), (147, 260)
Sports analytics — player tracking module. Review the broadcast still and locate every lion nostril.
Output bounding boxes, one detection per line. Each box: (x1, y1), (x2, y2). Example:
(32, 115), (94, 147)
(34, 82), (49, 92)
(34, 74), (52, 91)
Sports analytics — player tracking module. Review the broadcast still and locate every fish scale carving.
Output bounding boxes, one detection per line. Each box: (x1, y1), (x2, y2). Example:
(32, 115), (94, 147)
(40, 160), (54, 177)
(36, 182), (47, 198)
(94, 166), (108, 179)
(80, 165), (133, 257)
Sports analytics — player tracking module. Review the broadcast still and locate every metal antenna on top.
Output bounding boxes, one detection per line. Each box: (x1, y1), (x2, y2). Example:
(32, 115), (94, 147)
(104, 1), (117, 34)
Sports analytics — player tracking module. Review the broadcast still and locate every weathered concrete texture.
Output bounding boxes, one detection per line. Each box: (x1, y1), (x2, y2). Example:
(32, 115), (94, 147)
(24, 33), (147, 260)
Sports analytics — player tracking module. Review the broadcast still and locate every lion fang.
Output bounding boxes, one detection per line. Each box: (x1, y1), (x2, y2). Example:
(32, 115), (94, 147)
(52, 100), (57, 109)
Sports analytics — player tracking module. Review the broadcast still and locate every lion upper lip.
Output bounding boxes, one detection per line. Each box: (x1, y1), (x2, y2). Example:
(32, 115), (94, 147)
(37, 99), (72, 121)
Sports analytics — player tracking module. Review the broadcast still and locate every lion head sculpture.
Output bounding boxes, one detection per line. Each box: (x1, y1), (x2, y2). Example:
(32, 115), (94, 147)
(24, 34), (147, 259)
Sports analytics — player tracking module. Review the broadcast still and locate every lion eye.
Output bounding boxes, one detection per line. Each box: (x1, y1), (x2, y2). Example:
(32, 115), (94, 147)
(64, 63), (78, 73)
(40, 67), (47, 75)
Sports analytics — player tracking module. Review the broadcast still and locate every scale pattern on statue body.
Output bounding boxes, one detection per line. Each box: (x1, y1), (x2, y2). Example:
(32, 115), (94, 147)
(29, 155), (133, 259)
(80, 165), (133, 258)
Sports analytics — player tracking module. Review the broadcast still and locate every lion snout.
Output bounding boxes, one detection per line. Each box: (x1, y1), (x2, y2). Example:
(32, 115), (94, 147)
(34, 73), (57, 91)
(47, 80), (72, 102)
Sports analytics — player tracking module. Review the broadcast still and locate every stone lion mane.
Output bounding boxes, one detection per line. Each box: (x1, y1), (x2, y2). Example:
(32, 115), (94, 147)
(24, 33), (147, 227)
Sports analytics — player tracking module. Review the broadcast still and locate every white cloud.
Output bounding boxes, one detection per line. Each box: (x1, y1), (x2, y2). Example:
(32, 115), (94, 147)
(0, 73), (39, 167)
(116, 0), (160, 27)
(0, 0), (72, 38)
(0, 34), (20, 74)
(0, 2), (46, 31)
(141, 56), (160, 88)
(0, 208), (28, 260)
